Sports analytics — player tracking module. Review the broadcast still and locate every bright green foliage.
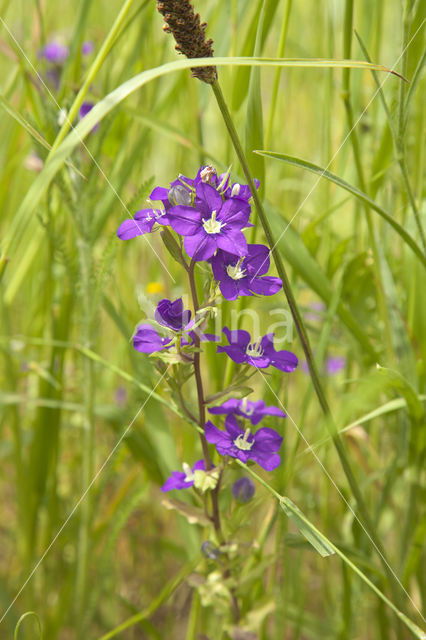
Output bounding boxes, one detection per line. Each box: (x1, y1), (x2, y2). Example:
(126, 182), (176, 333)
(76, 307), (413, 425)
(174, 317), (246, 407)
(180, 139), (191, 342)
(0, 0), (424, 639)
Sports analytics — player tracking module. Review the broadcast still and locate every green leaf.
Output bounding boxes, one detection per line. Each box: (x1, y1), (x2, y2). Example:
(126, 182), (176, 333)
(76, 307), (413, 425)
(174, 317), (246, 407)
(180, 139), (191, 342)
(280, 498), (335, 557)
(254, 151), (426, 268)
(376, 365), (425, 424)
(160, 229), (187, 267)
(14, 612), (42, 640)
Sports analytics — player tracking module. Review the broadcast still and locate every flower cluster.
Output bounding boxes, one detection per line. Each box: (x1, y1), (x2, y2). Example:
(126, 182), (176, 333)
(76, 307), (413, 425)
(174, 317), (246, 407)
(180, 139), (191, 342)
(118, 165), (298, 490)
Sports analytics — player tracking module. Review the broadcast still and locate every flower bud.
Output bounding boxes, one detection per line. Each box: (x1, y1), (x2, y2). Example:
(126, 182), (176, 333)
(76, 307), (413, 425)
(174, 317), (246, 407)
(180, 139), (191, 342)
(232, 477), (255, 503)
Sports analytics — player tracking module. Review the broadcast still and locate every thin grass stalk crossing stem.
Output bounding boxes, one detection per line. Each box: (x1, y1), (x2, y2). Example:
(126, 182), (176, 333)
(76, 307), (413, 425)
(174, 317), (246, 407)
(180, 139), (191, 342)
(210, 78), (407, 606)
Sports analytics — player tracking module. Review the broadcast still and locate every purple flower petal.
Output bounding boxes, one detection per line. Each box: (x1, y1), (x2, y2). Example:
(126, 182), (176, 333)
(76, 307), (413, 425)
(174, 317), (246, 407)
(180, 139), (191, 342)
(133, 324), (172, 353)
(41, 42), (69, 64)
(251, 451), (281, 471)
(155, 298), (191, 331)
(216, 230), (248, 256)
(117, 215), (156, 240)
(244, 244), (270, 276)
(183, 234), (217, 261)
(252, 427), (283, 452)
(248, 276), (282, 296)
(161, 459), (206, 491)
(269, 350), (299, 372)
(223, 328), (251, 348)
(168, 206), (202, 235)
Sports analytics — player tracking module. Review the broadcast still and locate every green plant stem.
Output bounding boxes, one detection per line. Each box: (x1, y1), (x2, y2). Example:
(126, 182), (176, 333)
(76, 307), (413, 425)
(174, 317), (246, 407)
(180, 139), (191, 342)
(211, 78), (407, 608)
(264, 0), (292, 148)
(187, 260), (224, 542)
(342, 1), (395, 359)
(235, 462), (425, 639)
(74, 233), (96, 633)
(355, 30), (426, 255)
(396, 1), (426, 250)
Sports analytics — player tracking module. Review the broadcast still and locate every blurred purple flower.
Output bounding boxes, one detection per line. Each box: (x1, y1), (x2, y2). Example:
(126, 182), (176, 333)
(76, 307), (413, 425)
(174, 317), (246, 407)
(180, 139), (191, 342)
(155, 298), (191, 331)
(304, 301), (326, 322)
(205, 415), (282, 471)
(217, 327), (298, 372)
(167, 181), (251, 261)
(40, 41), (69, 64)
(208, 397), (286, 425)
(78, 102), (98, 132)
(115, 386), (127, 407)
(232, 477), (255, 502)
(201, 540), (221, 560)
(81, 41), (94, 55)
(301, 355), (346, 375)
(211, 244), (282, 301)
(326, 356), (346, 374)
(161, 460), (205, 491)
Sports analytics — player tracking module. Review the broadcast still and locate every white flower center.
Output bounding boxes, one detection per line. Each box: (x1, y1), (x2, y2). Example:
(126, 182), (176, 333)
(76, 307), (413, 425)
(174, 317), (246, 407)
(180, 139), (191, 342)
(240, 397), (254, 415)
(245, 338), (264, 358)
(202, 210), (225, 234)
(234, 428), (254, 451)
(226, 258), (246, 280)
(182, 462), (195, 483)
(231, 183), (241, 197)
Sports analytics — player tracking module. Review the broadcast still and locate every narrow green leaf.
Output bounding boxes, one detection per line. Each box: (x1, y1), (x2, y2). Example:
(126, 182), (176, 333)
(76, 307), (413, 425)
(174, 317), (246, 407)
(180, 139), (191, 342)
(280, 498), (335, 557)
(255, 151), (426, 268)
(376, 365), (425, 424)
(14, 612), (42, 640)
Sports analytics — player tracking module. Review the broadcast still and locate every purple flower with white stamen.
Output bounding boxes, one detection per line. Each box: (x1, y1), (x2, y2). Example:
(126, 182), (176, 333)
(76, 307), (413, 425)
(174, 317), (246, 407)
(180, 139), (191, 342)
(208, 398), (286, 425)
(205, 415), (283, 471)
(211, 244), (282, 301)
(161, 460), (206, 491)
(167, 181), (251, 261)
(217, 327), (298, 372)
(155, 298), (191, 331)
(117, 179), (191, 241)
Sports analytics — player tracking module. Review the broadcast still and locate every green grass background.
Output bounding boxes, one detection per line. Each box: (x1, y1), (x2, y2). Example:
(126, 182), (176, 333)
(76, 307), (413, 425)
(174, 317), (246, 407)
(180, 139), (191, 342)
(0, 0), (424, 638)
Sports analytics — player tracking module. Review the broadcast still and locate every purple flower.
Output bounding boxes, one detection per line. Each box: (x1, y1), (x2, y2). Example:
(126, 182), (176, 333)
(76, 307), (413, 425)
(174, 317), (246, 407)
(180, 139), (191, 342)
(161, 460), (206, 491)
(326, 356), (346, 374)
(155, 298), (191, 331)
(133, 324), (174, 354)
(40, 41), (69, 64)
(217, 327), (298, 372)
(116, 184), (179, 241)
(208, 397), (286, 425)
(81, 41), (94, 55)
(201, 540), (221, 560)
(211, 244), (282, 301)
(78, 102), (98, 132)
(232, 477), (255, 502)
(133, 296), (218, 354)
(205, 415), (283, 471)
(167, 181), (251, 261)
